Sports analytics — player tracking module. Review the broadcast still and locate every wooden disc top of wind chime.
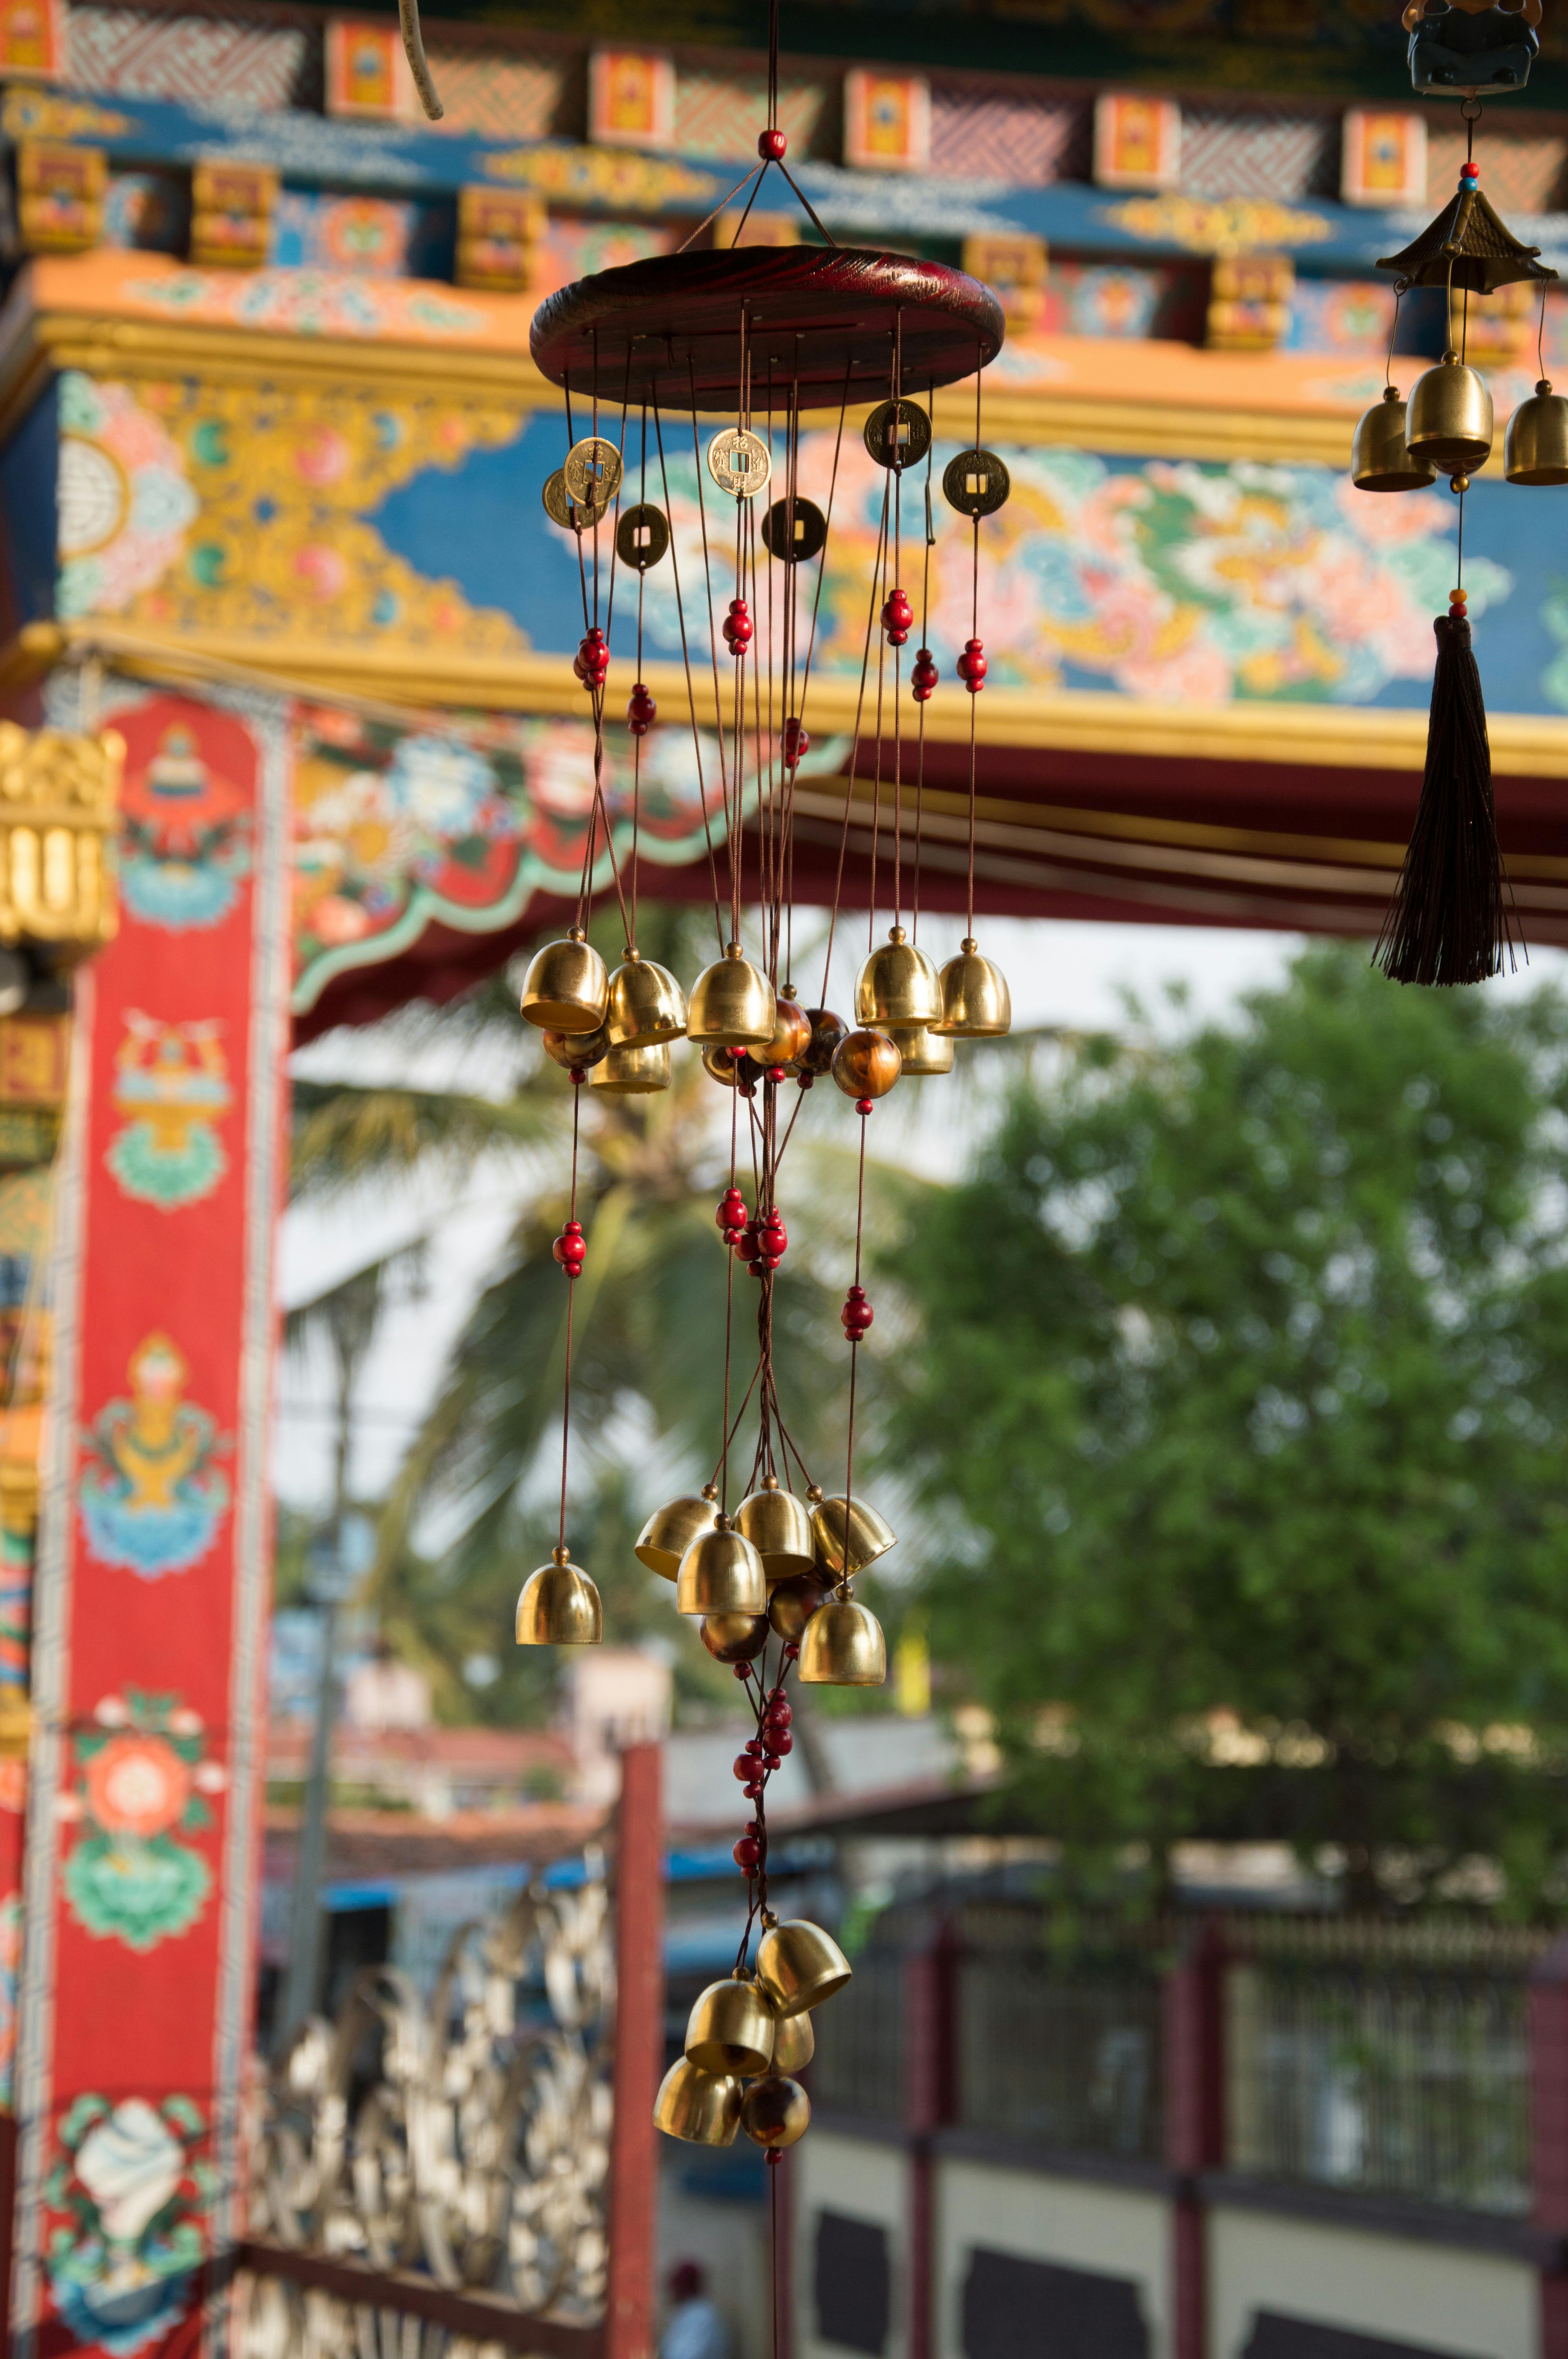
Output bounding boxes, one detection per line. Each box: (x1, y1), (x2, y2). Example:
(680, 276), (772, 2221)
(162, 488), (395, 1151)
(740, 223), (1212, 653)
(529, 244), (1006, 410)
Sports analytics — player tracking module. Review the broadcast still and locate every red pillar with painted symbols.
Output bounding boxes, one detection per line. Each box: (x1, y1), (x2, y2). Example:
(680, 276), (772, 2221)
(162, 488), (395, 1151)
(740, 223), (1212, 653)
(608, 1741), (666, 2359)
(1165, 1917), (1226, 2359)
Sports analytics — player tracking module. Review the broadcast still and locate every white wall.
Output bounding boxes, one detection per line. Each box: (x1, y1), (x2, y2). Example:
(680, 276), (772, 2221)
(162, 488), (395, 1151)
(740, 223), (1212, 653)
(793, 2130), (911, 2359)
(936, 2158), (1171, 2359)
(1207, 2208), (1537, 2359)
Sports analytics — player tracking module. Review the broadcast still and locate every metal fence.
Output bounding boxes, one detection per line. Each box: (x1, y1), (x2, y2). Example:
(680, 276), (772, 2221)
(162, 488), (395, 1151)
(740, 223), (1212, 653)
(957, 1948), (1165, 2161)
(810, 1950), (906, 2123)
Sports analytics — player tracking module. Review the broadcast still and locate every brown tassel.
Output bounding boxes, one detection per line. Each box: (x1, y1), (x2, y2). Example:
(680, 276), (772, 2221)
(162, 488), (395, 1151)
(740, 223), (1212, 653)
(1374, 607), (1516, 987)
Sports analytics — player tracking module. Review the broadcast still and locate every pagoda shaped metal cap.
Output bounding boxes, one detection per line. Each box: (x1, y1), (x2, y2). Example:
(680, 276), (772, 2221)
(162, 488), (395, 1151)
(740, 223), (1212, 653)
(1377, 173), (1559, 298)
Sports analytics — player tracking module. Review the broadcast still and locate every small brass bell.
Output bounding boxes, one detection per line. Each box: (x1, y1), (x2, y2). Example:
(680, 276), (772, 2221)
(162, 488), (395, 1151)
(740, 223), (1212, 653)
(767, 1572), (829, 1641)
(676, 1517), (768, 1615)
(685, 1976), (778, 2075)
(740, 2074), (811, 2149)
(831, 1029), (902, 1100)
(1406, 353), (1494, 475)
(589, 1040), (671, 1094)
(755, 1918), (853, 2017)
(635, 1487), (718, 1578)
(701, 1610), (770, 1662)
(810, 1494), (896, 1577)
(885, 1023), (954, 1076)
(654, 2056), (742, 2145)
(735, 1479), (816, 1580)
(686, 942), (776, 1048)
(515, 1548), (602, 1645)
(932, 940), (1011, 1037)
(759, 998), (812, 1069)
(543, 1024), (610, 1071)
(1505, 379), (1568, 484)
(800, 1597), (887, 1686)
(1351, 386), (1438, 493)
(605, 952), (687, 1047)
(519, 927), (610, 1033)
(770, 2008), (815, 2075)
(855, 925), (941, 1026)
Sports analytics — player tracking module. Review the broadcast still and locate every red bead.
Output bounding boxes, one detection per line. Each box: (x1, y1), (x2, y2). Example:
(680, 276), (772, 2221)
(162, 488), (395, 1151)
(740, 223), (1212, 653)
(744, 1737), (764, 1757)
(734, 1835), (762, 1870)
(957, 637), (987, 694)
(627, 682), (657, 737)
(771, 1730), (793, 1756)
(767, 1698), (791, 1727)
(722, 598), (753, 656)
(553, 1219), (587, 1276)
(765, 1065), (786, 1084)
(784, 1643), (800, 1661)
(568, 1066), (586, 1085)
(578, 628), (610, 689)
(737, 1222), (760, 1264)
(882, 588), (913, 647)
(798, 1072), (814, 1089)
(733, 1663), (752, 1680)
(911, 648), (939, 703)
(760, 1752), (780, 1773)
(759, 126), (788, 160)
(856, 1097), (874, 1116)
(782, 716), (810, 769)
(743, 1779), (762, 1799)
(717, 1188), (748, 1239)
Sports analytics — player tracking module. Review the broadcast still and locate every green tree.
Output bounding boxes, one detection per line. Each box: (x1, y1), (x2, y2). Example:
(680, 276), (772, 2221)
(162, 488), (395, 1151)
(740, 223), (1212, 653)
(892, 946), (1568, 1912)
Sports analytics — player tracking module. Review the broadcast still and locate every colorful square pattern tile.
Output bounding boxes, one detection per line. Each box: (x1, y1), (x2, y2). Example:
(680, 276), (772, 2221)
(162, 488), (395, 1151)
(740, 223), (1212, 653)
(66, 0), (320, 108)
(929, 83), (1089, 185)
(421, 49), (578, 142)
(674, 69), (835, 162)
(1178, 105), (1337, 200)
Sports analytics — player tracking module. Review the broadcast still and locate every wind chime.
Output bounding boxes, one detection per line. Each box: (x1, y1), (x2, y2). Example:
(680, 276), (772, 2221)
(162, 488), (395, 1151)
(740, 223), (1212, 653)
(1351, 0), (1559, 983)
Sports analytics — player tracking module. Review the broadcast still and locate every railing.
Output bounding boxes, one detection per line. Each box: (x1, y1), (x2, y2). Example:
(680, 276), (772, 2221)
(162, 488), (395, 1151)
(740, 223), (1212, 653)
(958, 1948), (1164, 2161)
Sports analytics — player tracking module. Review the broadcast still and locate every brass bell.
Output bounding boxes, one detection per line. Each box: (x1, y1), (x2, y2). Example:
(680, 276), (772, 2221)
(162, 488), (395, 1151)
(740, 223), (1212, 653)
(701, 1610), (770, 1663)
(885, 1023), (954, 1076)
(1351, 386), (1438, 493)
(515, 1548), (602, 1645)
(686, 942), (776, 1048)
(756, 1918), (852, 2017)
(800, 1597), (887, 1687)
(635, 1487), (718, 1578)
(735, 1479), (816, 1580)
(1505, 379), (1568, 484)
(759, 998), (812, 1069)
(676, 1517), (768, 1615)
(605, 952), (687, 1047)
(589, 1040), (671, 1094)
(932, 940), (1011, 1037)
(543, 1024), (610, 1071)
(685, 1976), (777, 2075)
(770, 2008), (815, 2075)
(1406, 353), (1494, 475)
(740, 2074), (811, 2149)
(855, 925), (941, 1026)
(519, 927), (610, 1033)
(767, 1572), (829, 1641)
(654, 2056), (742, 2145)
(810, 1493), (896, 1577)
(831, 1029), (902, 1100)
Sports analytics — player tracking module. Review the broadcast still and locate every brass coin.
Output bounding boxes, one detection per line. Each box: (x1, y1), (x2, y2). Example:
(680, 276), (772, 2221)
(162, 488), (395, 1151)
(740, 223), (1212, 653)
(864, 398), (931, 470)
(706, 427), (771, 500)
(563, 435), (624, 506)
(542, 469), (609, 531)
(761, 496), (828, 564)
(942, 447), (1011, 518)
(616, 502), (670, 571)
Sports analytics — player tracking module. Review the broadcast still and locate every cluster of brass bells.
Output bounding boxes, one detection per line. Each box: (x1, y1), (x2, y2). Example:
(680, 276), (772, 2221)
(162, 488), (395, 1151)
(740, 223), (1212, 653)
(653, 1917), (852, 2147)
(1353, 357), (1568, 493)
(519, 929), (693, 1092)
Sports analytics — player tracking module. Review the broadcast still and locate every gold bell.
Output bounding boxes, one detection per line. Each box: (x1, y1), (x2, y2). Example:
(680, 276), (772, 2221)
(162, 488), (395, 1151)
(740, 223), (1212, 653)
(635, 1487), (718, 1578)
(831, 1028), (902, 1100)
(1505, 379), (1568, 484)
(740, 2075), (811, 2149)
(855, 925), (941, 1026)
(686, 942), (776, 1048)
(759, 998), (812, 1069)
(519, 927), (610, 1033)
(735, 1479), (816, 1581)
(543, 1025), (610, 1071)
(654, 2056), (742, 2145)
(800, 1597), (887, 1686)
(932, 940), (1011, 1037)
(515, 1548), (602, 1645)
(676, 1517), (768, 1615)
(885, 1023), (954, 1076)
(1406, 353), (1494, 475)
(755, 1918), (852, 2017)
(685, 1976), (777, 2075)
(589, 1040), (671, 1094)
(701, 1611), (770, 1663)
(1352, 385), (1438, 493)
(810, 1493), (896, 1577)
(768, 1572), (829, 1641)
(770, 2008), (815, 2075)
(605, 952), (687, 1047)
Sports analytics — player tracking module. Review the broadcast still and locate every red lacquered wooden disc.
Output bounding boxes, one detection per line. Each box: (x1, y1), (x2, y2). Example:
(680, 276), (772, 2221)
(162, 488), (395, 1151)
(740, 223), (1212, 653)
(529, 246), (1005, 413)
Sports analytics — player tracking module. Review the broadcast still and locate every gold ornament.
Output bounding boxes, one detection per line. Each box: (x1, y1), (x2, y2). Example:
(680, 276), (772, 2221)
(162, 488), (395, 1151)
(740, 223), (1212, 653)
(885, 1023), (954, 1076)
(706, 427), (772, 500)
(1505, 379), (1568, 483)
(810, 1493), (896, 1577)
(685, 1977), (777, 2075)
(654, 2056), (742, 2145)
(1406, 353), (1494, 474)
(933, 940), (1011, 1037)
(1351, 387), (1438, 492)
(759, 998), (813, 1069)
(767, 1572), (829, 1641)
(605, 953), (687, 1047)
(701, 1611), (770, 1663)
(686, 943), (777, 1049)
(676, 1518), (768, 1616)
(735, 1479), (816, 1581)
(770, 2008), (815, 2075)
(755, 1919), (852, 2018)
(542, 469), (610, 532)
(800, 1597), (887, 1686)
(542, 1024), (610, 1071)
(519, 928), (610, 1033)
(702, 1043), (742, 1089)
(563, 435), (624, 506)
(635, 1487), (718, 1579)
(855, 925), (941, 1025)
(740, 2075), (811, 2149)
(515, 1548), (603, 1645)
(799, 1008), (848, 1076)
(831, 1029), (902, 1100)
(588, 1040), (671, 1094)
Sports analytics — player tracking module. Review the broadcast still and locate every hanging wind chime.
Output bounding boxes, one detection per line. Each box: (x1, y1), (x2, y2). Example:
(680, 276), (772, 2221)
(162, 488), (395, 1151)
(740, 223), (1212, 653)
(1351, 0), (1558, 983)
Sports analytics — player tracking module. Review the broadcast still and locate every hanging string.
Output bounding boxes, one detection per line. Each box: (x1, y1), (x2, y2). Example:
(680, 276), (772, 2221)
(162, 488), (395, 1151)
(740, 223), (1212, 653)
(653, 398), (726, 954)
(965, 342), (983, 941)
(557, 1076), (584, 1554)
(913, 374), (935, 941)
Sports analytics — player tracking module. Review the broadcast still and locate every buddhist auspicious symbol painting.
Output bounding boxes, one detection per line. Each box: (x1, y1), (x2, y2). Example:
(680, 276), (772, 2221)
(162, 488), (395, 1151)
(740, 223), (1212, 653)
(44, 2092), (213, 2357)
(60, 1690), (223, 1951)
(107, 1012), (232, 1210)
(55, 373), (197, 622)
(118, 720), (253, 931)
(77, 1334), (231, 1579)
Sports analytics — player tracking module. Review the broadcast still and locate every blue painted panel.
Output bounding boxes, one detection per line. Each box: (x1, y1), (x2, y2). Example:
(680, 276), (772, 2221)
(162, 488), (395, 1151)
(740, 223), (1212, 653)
(0, 384), (60, 631)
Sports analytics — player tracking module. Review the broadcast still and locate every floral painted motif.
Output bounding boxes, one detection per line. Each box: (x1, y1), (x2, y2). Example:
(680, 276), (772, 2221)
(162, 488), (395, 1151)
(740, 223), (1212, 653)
(45, 2091), (213, 2355)
(61, 1690), (223, 1950)
(118, 719), (252, 931)
(56, 373), (197, 621)
(107, 1012), (232, 1210)
(78, 1335), (231, 1580)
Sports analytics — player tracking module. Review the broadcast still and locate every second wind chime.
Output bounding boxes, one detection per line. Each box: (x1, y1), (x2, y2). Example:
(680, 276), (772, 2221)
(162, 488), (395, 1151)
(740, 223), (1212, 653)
(396, 0), (1010, 2161)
